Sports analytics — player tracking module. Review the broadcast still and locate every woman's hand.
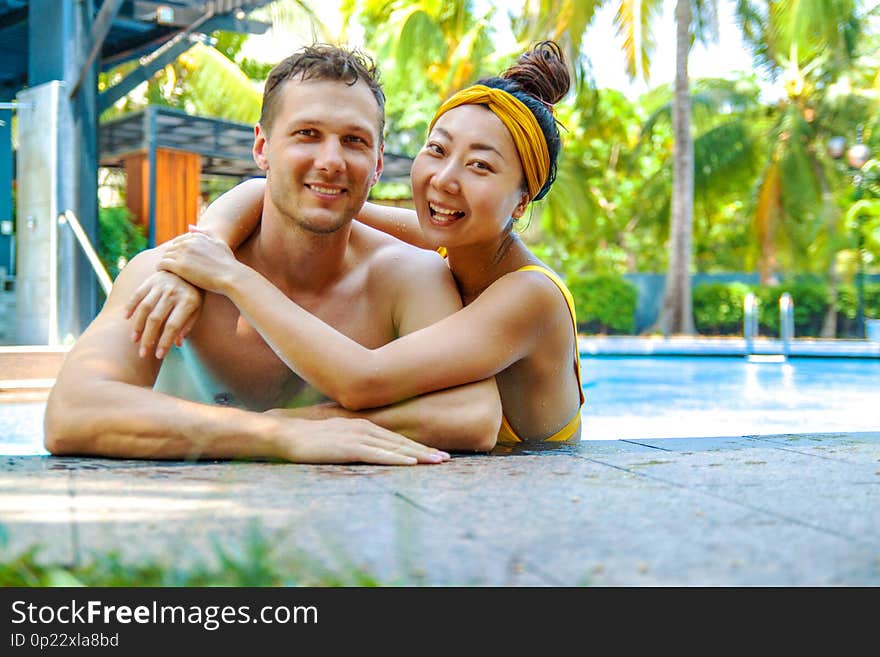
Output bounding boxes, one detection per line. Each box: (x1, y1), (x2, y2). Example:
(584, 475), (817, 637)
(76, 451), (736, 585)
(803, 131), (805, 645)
(157, 228), (241, 294)
(264, 410), (451, 465)
(124, 269), (203, 360)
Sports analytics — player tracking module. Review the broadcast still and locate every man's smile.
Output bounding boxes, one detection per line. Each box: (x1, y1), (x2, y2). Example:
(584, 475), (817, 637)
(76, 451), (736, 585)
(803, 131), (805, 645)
(306, 183), (345, 197)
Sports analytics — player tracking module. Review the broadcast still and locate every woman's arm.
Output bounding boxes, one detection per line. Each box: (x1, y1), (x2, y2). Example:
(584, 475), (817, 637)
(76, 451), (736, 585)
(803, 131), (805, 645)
(201, 181), (428, 250)
(357, 201), (432, 249)
(158, 232), (553, 411)
(126, 178), (267, 357)
(198, 177), (266, 248)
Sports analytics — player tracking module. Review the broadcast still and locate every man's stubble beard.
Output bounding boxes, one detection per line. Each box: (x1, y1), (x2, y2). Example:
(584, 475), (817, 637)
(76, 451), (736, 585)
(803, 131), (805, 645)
(269, 179), (356, 236)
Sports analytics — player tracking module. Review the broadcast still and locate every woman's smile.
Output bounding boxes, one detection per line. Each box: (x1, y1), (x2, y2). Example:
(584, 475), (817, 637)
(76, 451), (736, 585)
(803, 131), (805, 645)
(427, 201), (466, 226)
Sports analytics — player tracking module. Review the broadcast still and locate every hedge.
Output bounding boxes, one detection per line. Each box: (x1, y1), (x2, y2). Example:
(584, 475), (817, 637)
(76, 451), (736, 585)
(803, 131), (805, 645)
(693, 280), (879, 338)
(567, 272), (637, 334)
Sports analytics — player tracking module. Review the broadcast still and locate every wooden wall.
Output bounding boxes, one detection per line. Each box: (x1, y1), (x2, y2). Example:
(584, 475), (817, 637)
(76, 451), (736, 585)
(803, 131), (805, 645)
(123, 148), (201, 245)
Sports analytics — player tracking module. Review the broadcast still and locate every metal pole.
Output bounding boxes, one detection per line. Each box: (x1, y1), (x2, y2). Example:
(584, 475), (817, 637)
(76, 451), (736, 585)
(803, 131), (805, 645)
(744, 292), (758, 356)
(856, 222), (866, 339)
(69, 0), (126, 100)
(854, 173), (866, 339)
(779, 292), (793, 358)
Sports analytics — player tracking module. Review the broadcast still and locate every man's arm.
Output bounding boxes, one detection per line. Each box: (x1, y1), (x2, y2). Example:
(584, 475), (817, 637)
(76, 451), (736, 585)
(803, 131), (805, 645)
(44, 249), (449, 465)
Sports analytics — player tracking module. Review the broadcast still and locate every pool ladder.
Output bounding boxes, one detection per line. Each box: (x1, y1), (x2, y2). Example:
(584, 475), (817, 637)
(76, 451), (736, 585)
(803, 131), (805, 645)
(744, 292), (793, 361)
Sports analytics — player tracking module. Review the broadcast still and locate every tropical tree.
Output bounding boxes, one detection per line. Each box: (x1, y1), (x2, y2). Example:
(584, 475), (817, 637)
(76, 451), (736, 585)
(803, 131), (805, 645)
(637, 75), (764, 271)
(647, 0), (717, 335)
(511, 1), (720, 335)
(654, 0), (696, 333)
(734, 0), (875, 335)
(338, 0), (499, 158)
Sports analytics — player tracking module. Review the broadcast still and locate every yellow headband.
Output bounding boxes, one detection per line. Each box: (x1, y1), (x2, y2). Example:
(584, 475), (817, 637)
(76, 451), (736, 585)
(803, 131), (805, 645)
(429, 85), (550, 201)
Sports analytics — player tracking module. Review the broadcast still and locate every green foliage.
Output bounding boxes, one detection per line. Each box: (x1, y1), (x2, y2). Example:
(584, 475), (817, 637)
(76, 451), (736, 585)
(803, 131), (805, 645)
(92, 0), (880, 294)
(347, 0), (499, 156)
(691, 279), (878, 337)
(836, 282), (880, 320)
(567, 273), (637, 334)
(98, 206), (147, 280)
(692, 282), (751, 335)
(211, 30), (248, 61)
(0, 522), (383, 587)
(213, 30), (274, 81)
(755, 280), (830, 337)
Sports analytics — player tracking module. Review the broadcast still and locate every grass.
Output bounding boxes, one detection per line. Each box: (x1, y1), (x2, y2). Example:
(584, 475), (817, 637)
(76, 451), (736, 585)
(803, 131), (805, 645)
(0, 522), (385, 587)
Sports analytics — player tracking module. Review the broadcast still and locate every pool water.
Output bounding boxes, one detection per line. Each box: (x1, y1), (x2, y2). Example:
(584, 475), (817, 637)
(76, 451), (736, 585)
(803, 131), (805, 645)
(2, 356), (879, 454)
(580, 356), (880, 441)
(1, 401), (47, 455)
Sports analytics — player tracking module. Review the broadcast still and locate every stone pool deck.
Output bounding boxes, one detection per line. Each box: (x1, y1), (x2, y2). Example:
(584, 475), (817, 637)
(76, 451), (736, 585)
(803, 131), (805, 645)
(2, 431), (879, 586)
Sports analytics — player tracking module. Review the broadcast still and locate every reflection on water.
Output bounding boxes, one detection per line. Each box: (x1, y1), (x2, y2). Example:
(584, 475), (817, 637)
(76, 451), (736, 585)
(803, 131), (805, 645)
(581, 356), (880, 441)
(0, 402), (48, 456)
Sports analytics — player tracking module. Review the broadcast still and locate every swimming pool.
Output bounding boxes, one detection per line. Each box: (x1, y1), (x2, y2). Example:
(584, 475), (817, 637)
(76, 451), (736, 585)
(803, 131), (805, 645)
(580, 356), (880, 440)
(2, 355), (879, 454)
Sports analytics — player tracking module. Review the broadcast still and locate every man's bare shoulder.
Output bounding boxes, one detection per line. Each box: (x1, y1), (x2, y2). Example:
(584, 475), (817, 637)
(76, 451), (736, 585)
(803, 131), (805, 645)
(51, 247), (168, 393)
(351, 222), (461, 334)
(351, 221), (448, 281)
(118, 247), (164, 281)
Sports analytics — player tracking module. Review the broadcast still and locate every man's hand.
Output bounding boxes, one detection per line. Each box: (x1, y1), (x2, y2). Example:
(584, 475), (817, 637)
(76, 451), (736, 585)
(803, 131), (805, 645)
(267, 411), (451, 465)
(125, 269), (203, 360)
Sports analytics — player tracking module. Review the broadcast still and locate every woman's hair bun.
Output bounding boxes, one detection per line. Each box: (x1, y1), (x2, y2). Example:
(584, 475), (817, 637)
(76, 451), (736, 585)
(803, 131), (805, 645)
(501, 40), (570, 107)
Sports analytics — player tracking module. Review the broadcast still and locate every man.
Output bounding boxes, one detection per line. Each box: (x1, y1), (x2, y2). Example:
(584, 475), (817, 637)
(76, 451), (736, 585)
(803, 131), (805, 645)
(44, 45), (501, 465)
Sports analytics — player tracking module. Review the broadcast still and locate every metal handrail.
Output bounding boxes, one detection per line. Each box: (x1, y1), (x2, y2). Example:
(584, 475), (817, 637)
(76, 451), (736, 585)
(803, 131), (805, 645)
(779, 293), (794, 358)
(57, 210), (113, 295)
(743, 292), (758, 355)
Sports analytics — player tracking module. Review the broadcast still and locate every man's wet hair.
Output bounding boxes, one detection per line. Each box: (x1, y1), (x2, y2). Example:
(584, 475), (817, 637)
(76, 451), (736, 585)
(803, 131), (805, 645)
(259, 43), (386, 139)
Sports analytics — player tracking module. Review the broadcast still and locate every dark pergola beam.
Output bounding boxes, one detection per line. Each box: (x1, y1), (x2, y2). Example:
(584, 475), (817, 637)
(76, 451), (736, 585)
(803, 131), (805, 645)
(0, 5), (26, 30)
(200, 13), (269, 35)
(101, 10), (268, 71)
(98, 36), (196, 113)
(70, 0), (126, 99)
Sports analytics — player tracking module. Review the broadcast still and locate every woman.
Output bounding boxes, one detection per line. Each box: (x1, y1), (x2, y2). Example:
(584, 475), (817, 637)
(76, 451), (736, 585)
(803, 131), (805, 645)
(128, 41), (584, 446)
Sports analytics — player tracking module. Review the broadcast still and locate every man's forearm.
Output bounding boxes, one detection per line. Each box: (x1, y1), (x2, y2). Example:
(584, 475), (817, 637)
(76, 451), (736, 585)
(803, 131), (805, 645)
(45, 379), (283, 461)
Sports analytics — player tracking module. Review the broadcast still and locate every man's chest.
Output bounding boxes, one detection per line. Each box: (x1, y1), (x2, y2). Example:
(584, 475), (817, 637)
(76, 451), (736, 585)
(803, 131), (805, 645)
(184, 291), (395, 409)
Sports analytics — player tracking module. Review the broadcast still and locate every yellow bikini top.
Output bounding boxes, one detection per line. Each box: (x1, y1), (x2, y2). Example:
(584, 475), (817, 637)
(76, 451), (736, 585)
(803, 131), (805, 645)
(496, 265), (584, 445)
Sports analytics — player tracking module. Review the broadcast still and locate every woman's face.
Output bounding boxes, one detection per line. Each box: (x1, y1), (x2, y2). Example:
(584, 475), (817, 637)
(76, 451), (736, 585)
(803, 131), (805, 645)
(410, 104), (529, 249)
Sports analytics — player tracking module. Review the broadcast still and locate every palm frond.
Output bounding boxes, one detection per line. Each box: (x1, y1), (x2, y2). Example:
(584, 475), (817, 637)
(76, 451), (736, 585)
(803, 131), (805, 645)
(177, 43), (262, 122)
(258, 0), (333, 42)
(693, 118), (757, 196)
(445, 18), (492, 94)
(692, 0), (719, 46)
(614, 0), (662, 83)
(753, 158), (782, 280)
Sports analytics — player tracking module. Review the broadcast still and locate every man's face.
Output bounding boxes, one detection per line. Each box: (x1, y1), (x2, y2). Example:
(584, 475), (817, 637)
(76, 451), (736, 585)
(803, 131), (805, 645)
(253, 76), (384, 234)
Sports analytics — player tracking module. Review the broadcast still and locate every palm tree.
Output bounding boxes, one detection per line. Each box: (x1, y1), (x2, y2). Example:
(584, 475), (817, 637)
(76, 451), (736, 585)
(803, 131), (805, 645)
(735, 0), (871, 336)
(654, 0), (696, 334)
(648, 0), (718, 335)
(339, 0), (498, 156)
(511, 1), (718, 335)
